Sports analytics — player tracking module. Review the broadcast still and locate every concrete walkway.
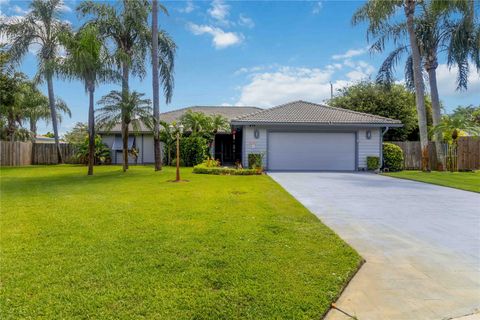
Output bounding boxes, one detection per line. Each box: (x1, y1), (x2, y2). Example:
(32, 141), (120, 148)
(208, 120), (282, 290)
(268, 172), (480, 320)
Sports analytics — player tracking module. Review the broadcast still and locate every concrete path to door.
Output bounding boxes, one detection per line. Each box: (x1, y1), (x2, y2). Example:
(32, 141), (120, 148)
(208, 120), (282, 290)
(268, 172), (480, 320)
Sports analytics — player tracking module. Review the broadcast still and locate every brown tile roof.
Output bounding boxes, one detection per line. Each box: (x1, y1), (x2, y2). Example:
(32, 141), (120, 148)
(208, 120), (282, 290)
(232, 100), (402, 126)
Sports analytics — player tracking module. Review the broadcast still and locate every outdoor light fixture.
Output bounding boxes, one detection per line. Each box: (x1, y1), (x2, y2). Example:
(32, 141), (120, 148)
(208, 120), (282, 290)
(254, 129), (260, 139)
(366, 130), (372, 140)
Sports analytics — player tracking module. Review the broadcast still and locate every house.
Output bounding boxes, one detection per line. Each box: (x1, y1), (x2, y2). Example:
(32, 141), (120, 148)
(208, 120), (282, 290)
(98, 100), (402, 171)
(97, 106), (261, 165)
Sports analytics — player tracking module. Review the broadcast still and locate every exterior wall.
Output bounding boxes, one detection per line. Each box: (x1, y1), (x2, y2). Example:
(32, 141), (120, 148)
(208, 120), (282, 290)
(100, 133), (157, 164)
(357, 128), (382, 169)
(141, 135), (155, 163)
(242, 126), (267, 168)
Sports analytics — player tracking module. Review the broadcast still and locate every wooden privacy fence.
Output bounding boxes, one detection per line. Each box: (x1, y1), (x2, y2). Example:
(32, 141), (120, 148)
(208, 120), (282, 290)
(388, 137), (480, 171)
(0, 141), (78, 166)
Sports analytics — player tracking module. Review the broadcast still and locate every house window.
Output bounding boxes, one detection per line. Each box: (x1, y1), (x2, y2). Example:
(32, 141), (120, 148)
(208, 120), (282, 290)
(112, 135), (135, 150)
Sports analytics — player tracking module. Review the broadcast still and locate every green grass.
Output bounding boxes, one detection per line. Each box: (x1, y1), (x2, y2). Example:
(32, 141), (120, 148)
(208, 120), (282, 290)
(0, 165), (361, 319)
(384, 170), (480, 193)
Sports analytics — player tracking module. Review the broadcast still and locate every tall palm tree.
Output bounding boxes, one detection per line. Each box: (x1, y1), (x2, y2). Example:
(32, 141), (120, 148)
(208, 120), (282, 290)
(180, 110), (209, 134)
(59, 25), (115, 175)
(96, 90), (153, 164)
(371, 1), (479, 170)
(353, 0), (430, 170)
(78, 0), (175, 172)
(0, 0), (71, 162)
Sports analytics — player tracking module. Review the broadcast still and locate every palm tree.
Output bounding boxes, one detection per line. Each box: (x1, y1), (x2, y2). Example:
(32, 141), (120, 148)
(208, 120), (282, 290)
(159, 120), (175, 165)
(433, 114), (480, 142)
(59, 25), (115, 175)
(1, 0), (71, 162)
(78, 0), (175, 172)
(353, 0), (430, 170)
(371, 1), (479, 170)
(180, 110), (209, 134)
(96, 90), (153, 167)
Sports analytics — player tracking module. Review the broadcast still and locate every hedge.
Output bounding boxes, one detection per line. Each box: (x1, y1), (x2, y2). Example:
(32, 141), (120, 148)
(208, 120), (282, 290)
(367, 156), (380, 170)
(193, 164), (262, 175)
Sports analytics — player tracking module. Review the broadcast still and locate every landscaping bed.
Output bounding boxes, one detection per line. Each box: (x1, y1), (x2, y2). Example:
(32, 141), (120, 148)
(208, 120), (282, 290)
(0, 165), (361, 319)
(193, 163), (262, 175)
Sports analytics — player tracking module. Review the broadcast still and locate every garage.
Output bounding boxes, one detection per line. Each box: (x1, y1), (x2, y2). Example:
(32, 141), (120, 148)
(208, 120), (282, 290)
(268, 132), (356, 171)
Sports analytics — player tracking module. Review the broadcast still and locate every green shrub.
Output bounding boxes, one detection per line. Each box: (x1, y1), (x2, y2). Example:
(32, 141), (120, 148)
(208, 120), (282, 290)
(180, 136), (208, 167)
(75, 135), (111, 165)
(248, 153), (263, 169)
(193, 164), (262, 175)
(382, 143), (404, 171)
(367, 156), (380, 170)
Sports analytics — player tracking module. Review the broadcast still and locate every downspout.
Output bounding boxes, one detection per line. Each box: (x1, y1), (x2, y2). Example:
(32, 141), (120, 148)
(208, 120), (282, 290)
(381, 127), (389, 169)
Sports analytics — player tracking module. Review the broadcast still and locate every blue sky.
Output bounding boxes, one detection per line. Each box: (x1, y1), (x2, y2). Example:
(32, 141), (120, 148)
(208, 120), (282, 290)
(1, 0), (479, 135)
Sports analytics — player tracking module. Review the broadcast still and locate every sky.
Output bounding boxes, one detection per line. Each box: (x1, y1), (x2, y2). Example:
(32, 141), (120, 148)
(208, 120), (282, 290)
(1, 0), (479, 135)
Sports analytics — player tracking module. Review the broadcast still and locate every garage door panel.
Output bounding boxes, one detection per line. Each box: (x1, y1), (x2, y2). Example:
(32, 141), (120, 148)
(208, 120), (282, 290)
(268, 132), (355, 171)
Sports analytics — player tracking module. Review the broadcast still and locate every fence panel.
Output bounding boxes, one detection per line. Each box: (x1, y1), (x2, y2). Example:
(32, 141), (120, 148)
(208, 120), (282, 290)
(0, 141), (32, 166)
(388, 138), (480, 171)
(1, 142), (78, 166)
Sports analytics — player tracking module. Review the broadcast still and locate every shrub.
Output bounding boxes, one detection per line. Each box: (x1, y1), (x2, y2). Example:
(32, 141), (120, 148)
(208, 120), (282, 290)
(382, 143), (404, 171)
(367, 156), (380, 170)
(180, 136), (208, 167)
(193, 164), (262, 175)
(248, 153), (263, 169)
(75, 135), (111, 165)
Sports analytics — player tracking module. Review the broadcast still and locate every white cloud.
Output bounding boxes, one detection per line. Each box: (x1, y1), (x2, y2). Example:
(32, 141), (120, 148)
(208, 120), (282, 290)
(235, 61), (375, 107)
(188, 23), (243, 49)
(312, 1), (323, 14)
(435, 63), (480, 98)
(208, 0), (230, 24)
(59, 3), (72, 13)
(332, 47), (368, 60)
(179, 0), (195, 13)
(12, 5), (30, 15)
(238, 14), (254, 28)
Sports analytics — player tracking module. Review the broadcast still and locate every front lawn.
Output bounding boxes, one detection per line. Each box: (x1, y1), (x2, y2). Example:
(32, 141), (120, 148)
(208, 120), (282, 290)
(0, 165), (361, 319)
(384, 170), (480, 193)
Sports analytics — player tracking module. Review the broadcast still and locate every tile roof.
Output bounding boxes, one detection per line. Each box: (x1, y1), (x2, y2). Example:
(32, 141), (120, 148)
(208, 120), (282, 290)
(98, 106), (261, 133)
(232, 100), (402, 126)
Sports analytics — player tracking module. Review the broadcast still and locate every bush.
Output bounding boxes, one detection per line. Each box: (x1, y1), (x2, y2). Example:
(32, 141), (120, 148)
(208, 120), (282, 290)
(180, 136), (208, 167)
(248, 153), (263, 169)
(75, 135), (111, 165)
(193, 163), (262, 175)
(382, 143), (404, 171)
(367, 156), (380, 170)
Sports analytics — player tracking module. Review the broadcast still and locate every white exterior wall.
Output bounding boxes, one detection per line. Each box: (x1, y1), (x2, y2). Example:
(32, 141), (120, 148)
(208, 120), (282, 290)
(357, 128), (382, 169)
(100, 133), (157, 164)
(243, 126), (267, 168)
(141, 135), (155, 163)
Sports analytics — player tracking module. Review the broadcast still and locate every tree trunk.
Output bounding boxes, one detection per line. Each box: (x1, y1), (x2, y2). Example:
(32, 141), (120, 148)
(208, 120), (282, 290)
(30, 118), (37, 137)
(404, 0), (429, 171)
(87, 83), (95, 175)
(121, 63), (130, 171)
(46, 72), (63, 164)
(426, 58), (445, 171)
(152, 0), (162, 171)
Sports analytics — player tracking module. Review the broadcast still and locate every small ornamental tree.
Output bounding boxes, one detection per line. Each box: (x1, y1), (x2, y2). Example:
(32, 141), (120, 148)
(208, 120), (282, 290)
(382, 143), (404, 172)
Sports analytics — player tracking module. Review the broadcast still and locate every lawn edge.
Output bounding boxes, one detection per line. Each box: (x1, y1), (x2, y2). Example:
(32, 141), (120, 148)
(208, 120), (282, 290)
(320, 257), (366, 320)
(381, 173), (480, 194)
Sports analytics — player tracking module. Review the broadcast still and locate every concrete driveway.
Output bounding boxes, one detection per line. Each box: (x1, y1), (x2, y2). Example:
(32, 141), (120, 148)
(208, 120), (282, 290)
(268, 172), (480, 320)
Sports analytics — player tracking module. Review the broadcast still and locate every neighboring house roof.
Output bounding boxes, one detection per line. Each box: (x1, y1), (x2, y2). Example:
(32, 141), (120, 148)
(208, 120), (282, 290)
(231, 100), (403, 127)
(97, 106), (261, 134)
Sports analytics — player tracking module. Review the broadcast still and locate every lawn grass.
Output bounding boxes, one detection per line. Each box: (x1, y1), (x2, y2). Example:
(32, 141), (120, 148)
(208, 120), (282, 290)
(0, 165), (361, 319)
(384, 170), (480, 193)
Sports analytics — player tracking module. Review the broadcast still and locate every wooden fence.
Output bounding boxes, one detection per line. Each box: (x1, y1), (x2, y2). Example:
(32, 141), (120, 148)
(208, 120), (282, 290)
(388, 137), (480, 171)
(0, 141), (78, 166)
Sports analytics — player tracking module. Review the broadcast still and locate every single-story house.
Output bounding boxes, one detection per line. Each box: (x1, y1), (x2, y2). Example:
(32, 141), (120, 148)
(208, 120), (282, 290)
(98, 100), (402, 171)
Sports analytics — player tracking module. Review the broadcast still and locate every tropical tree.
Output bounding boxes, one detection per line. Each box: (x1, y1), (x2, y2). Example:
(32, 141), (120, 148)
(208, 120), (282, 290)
(159, 120), (175, 165)
(78, 0), (175, 172)
(180, 110), (210, 134)
(0, 0), (71, 162)
(353, 0), (430, 170)
(433, 114), (480, 142)
(96, 90), (153, 170)
(59, 25), (115, 175)
(365, 1), (479, 169)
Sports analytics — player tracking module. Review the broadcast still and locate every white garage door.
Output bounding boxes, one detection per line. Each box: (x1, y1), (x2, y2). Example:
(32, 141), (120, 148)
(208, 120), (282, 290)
(268, 132), (356, 171)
